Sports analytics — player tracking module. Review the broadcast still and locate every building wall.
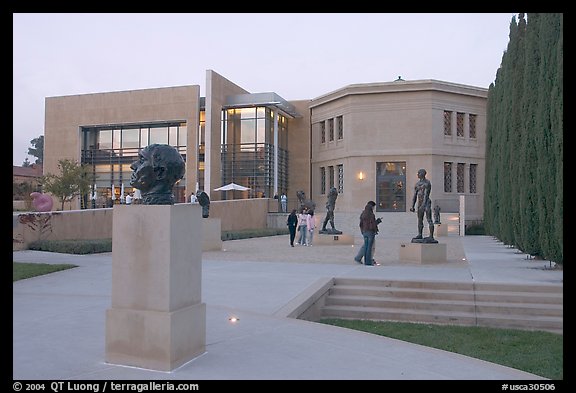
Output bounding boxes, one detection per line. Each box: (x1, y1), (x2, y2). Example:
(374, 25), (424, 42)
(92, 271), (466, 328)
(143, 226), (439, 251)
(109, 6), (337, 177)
(309, 80), (487, 222)
(204, 70), (249, 201)
(44, 85), (200, 210)
(285, 99), (312, 206)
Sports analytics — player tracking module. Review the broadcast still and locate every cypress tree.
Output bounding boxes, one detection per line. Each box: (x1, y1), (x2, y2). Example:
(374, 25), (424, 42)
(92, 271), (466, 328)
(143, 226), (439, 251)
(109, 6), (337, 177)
(518, 13), (542, 257)
(534, 13), (562, 262)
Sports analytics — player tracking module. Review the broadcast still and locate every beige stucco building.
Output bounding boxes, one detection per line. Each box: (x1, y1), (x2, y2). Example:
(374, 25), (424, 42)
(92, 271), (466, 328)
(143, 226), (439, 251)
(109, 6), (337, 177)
(44, 70), (486, 233)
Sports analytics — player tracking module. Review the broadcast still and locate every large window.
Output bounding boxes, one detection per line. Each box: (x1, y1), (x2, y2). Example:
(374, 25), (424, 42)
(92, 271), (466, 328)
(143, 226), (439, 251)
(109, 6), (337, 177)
(457, 163), (465, 193)
(376, 162), (406, 212)
(81, 121), (188, 206)
(469, 114), (477, 139)
(328, 166), (334, 189)
(444, 162), (452, 192)
(320, 167), (326, 195)
(444, 111), (452, 136)
(220, 107), (288, 199)
(457, 112), (465, 137)
(469, 164), (477, 193)
(337, 116), (343, 140)
(337, 164), (343, 193)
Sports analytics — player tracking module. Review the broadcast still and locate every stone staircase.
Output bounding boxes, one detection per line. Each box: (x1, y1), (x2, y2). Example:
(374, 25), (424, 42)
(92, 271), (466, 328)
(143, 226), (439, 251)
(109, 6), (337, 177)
(320, 278), (563, 334)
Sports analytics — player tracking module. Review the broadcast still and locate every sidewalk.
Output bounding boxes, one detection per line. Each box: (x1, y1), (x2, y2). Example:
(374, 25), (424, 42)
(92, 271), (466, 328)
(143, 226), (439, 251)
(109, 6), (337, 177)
(13, 235), (562, 380)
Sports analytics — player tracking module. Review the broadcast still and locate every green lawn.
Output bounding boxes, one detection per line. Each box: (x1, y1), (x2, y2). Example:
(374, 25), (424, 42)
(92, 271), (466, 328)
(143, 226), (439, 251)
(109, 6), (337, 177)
(320, 319), (563, 380)
(13, 262), (77, 282)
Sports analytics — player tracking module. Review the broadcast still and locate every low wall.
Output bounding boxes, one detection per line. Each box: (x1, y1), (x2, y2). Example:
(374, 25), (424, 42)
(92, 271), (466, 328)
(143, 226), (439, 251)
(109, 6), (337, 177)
(13, 198), (271, 251)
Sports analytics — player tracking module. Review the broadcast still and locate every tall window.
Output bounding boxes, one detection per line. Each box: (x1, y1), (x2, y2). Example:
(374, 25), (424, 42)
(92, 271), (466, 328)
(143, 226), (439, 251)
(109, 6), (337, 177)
(444, 111), (452, 136)
(320, 121), (326, 143)
(469, 114), (477, 139)
(221, 107), (287, 199)
(456, 112), (465, 137)
(337, 164), (343, 193)
(457, 163), (465, 193)
(376, 162), (406, 212)
(469, 164), (477, 193)
(328, 166), (334, 189)
(444, 162), (452, 192)
(328, 119), (334, 142)
(337, 116), (343, 140)
(81, 121), (188, 206)
(320, 167), (326, 194)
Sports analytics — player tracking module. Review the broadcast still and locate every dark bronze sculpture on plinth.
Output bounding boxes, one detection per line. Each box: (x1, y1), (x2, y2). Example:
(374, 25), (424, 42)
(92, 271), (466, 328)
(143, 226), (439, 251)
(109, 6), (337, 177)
(319, 187), (342, 235)
(296, 190), (316, 212)
(196, 190), (210, 218)
(130, 144), (185, 205)
(409, 169), (438, 243)
(433, 204), (441, 224)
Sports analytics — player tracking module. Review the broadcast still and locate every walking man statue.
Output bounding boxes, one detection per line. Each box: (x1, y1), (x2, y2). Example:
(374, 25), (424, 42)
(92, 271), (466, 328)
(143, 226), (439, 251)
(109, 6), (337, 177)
(409, 169), (437, 243)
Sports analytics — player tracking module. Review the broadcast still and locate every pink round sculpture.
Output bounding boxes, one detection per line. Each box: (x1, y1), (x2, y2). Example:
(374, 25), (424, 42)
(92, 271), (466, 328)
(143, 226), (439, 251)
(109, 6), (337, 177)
(30, 192), (53, 212)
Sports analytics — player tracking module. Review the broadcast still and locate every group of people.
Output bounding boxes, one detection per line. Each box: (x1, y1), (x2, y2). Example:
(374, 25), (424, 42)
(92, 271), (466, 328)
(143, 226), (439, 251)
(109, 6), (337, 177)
(286, 207), (316, 247)
(284, 168), (437, 266)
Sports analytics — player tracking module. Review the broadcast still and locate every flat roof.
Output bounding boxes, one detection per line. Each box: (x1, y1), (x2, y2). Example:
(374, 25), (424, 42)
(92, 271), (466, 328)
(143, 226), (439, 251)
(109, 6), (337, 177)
(223, 92), (301, 118)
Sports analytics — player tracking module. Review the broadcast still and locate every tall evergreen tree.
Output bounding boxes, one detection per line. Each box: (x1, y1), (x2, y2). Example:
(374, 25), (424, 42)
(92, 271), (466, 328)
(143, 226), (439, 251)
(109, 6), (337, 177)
(534, 13), (562, 262)
(518, 13), (542, 257)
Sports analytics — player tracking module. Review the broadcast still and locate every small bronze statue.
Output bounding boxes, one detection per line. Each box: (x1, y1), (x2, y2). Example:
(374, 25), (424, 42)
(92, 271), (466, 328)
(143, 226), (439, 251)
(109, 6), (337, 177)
(409, 169), (438, 243)
(196, 190), (210, 218)
(296, 190), (316, 212)
(319, 187), (342, 235)
(130, 144), (185, 205)
(433, 204), (441, 225)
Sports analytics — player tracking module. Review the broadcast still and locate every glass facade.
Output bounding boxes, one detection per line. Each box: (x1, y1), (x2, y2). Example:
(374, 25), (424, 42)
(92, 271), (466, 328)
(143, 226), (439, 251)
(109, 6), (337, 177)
(220, 107), (289, 199)
(376, 162), (406, 212)
(81, 122), (187, 207)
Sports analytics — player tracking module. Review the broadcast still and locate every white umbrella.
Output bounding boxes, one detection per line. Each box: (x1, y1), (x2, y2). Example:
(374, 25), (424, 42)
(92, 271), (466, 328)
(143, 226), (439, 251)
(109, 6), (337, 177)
(120, 183), (125, 203)
(111, 184), (116, 200)
(213, 182), (251, 191)
(91, 184), (97, 200)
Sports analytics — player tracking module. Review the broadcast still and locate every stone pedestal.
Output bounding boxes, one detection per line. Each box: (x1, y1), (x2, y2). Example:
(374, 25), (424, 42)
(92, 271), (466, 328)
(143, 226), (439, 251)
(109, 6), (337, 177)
(202, 217), (222, 251)
(435, 224), (448, 237)
(106, 204), (206, 372)
(399, 242), (447, 264)
(314, 233), (354, 245)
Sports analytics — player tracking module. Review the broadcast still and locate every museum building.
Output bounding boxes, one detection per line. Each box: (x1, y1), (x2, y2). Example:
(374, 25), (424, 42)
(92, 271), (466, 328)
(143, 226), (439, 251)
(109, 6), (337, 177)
(44, 69), (486, 232)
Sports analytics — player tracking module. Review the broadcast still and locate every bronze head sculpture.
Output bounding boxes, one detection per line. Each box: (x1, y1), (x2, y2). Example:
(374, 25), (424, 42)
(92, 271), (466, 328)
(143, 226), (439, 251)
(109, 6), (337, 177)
(130, 144), (185, 205)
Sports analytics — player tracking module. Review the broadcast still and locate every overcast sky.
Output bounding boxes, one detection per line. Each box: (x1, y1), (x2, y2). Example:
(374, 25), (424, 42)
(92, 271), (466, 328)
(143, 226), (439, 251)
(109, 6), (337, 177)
(13, 12), (518, 166)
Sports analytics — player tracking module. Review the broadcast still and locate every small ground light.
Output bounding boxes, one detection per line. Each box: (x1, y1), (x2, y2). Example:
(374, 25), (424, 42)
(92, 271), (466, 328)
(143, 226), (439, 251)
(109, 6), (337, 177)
(228, 317), (239, 323)
(462, 258), (466, 261)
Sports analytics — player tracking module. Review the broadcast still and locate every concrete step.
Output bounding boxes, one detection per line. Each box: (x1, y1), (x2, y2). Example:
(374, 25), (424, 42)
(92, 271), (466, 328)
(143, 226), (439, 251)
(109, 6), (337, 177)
(321, 305), (563, 333)
(319, 278), (563, 334)
(325, 295), (563, 317)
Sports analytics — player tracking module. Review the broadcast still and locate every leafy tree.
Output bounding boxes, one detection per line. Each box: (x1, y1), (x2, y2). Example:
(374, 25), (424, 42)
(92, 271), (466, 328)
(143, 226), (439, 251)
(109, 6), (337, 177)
(27, 135), (44, 165)
(41, 159), (93, 210)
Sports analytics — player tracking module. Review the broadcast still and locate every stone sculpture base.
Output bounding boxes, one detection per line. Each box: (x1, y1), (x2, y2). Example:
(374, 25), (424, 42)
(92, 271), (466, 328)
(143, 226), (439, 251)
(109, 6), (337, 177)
(314, 233), (354, 245)
(202, 217), (222, 251)
(105, 204), (206, 372)
(399, 242), (447, 264)
(318, 229), (343, 235)
(435, 224), (448, 237)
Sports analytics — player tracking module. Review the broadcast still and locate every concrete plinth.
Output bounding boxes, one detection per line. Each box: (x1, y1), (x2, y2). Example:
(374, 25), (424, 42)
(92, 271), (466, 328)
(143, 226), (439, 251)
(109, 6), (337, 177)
(399, 242), (447, 264)
(314, 233), (354, 245)
(106, 204), (206, 371)
(202, 218), (222, 251)
(435, 224), (448, 237)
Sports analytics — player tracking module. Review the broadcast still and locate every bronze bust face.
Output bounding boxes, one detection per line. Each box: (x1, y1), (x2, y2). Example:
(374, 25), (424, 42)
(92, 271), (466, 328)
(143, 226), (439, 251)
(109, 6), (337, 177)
(130, 144), (185, 205)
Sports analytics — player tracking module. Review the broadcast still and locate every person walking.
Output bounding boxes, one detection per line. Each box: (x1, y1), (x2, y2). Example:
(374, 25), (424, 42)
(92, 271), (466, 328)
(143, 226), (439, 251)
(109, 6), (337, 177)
(354, 201), (382, 265)
(354, 201), (378, 266)
(280, 192), (288, 213)
(306, 210), (316, 246)
(297, 208), (308, 245)
(286, 209), (298, 247)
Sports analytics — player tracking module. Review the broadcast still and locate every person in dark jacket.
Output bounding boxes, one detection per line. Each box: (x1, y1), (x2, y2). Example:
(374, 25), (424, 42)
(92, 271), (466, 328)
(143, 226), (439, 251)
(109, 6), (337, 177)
(354, 201), (382, 265)
(286, 209), (298, 247)
(355, 201), (378, 265)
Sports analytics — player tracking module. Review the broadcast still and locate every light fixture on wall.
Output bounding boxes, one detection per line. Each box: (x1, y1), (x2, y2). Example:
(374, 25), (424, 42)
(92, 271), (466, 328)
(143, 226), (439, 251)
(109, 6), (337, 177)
(358, 171), (365, 180)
